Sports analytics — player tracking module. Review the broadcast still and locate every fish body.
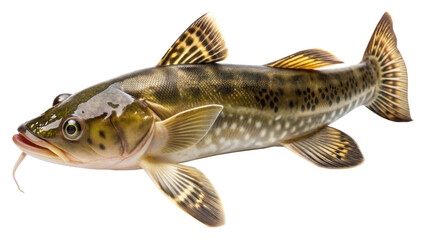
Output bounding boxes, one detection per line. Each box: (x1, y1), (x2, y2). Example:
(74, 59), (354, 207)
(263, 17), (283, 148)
(114, 63), (376, 164)
(13, 13), (410, 226)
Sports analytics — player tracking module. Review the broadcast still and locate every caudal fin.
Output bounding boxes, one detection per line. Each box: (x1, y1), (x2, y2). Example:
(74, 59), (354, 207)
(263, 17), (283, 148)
(363, 13), (411, 122)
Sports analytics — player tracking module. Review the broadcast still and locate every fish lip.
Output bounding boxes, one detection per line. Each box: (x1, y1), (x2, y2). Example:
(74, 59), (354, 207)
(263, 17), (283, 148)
(13, 124), (68, 162)
(13, 132), (59, 159)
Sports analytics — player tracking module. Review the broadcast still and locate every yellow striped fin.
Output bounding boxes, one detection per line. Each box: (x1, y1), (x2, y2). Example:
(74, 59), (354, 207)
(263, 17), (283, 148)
(139, 157), (225, 227)
(281, 126), (363, 168)
(157, 13), (228, 66)
(266, 49), (343, 69)
(363, 13), (411, 122)
(153, 105), (223, 154)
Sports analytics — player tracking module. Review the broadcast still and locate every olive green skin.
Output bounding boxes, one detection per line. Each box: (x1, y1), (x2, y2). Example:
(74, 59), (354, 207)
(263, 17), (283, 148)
(117, 63), (376, 162)
(22, 62), (377, 167)
(24, 83), (154, 166)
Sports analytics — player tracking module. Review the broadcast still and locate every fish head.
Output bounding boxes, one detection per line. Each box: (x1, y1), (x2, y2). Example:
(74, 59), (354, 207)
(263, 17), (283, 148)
(13, 84), (155, 169)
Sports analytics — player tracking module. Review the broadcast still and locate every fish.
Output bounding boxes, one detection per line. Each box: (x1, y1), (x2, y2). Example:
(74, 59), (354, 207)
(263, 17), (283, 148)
(12, 12), (411, 227)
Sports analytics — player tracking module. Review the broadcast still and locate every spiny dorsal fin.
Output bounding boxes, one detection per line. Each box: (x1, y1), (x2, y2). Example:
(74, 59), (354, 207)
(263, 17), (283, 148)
(157, 13), (228, 66)
(266, 49), (343, 69)
(139, 157), (225, 227)
(281, 126), (363, 168)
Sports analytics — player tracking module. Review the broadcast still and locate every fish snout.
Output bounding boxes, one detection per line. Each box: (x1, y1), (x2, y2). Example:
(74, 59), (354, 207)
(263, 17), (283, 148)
(18, 123), (27, 134)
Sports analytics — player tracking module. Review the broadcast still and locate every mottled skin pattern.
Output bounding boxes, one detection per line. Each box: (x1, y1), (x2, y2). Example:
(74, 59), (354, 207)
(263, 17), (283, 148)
(112, 63), (377, 163)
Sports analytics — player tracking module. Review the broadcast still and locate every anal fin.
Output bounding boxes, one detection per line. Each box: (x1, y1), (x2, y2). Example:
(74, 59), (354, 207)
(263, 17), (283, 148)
(281, 126), (363, 168)
(266, 49), (343, 69)
(139, 157), (225, 227)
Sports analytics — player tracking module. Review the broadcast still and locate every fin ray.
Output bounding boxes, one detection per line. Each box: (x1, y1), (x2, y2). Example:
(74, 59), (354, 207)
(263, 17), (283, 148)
(157, 13), (228, 66)
(281, 126), (363, 168)
(363, 12), (411, 122)
(152, 105), (223, 154)
(266, 49), (343, 69)
(139, 157), (225, 227)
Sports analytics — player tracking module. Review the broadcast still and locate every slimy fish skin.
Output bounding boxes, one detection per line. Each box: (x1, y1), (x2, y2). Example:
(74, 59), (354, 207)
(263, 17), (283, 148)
(12, 13), (410, 227)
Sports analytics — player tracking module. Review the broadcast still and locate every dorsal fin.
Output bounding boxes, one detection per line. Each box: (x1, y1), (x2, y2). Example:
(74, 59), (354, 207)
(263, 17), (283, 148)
(266, 49), (343, 69)
(157, 13), (228, 66)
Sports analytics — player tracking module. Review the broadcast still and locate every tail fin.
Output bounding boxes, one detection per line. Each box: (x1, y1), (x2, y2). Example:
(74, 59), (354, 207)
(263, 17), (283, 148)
(363, 13), (411, 122)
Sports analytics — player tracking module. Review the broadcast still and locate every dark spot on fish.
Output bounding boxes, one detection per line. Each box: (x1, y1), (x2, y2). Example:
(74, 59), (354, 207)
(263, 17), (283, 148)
(312, 105), (316, 111)
(270, 101), (274, 109)
(307, 102), (311, 110)
(290, 75), (300, 83)
(315, 97), (319, 105)
(188, 46), (198, 55)
(218, 70), (233, 80)
(87, 138), (93, 145)
(289, 101), (294, 109)
(260, 99), (266, 108)
(196, 30), (202, 37)
(273, 96), (278, 102)
(274, 106), (278, 113)
(303, 90), (307, 95)
(185, 36), (193, 45)
(265, 94), (270, 100)
(187, 51), (202, 63)
(269, 90), (274, 96)
(188, 87), (201, 98)
(262, 88), (267, 93)
(278, 88), (284, 96)
(301, 105), (305, 111)
(336, 96), (340, 103)
(100, 143), (105, 150)
(307, 88), (311, 93)
(296, 89), (301, 96)
(325, 88), (328, 92)
(329, 101), (332, 106)
(198, 34), (206, 44)
(99, 131), (105, 139)
(108, 102), (119, 109)
(330, 93), (334, 99)
(318, 88), (322, 93)
(218, 85), (233, 95)
(188, 28), (195, 34)
(255, 96), (260, 101)
(322, 93), (325, 99)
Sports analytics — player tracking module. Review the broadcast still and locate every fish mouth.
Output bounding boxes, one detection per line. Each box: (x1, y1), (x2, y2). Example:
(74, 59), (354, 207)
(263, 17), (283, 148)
(13, 124), (65, 162)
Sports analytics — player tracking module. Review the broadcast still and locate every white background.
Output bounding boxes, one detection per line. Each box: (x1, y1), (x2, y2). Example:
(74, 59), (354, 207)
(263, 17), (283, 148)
(1, 0), (425, 239)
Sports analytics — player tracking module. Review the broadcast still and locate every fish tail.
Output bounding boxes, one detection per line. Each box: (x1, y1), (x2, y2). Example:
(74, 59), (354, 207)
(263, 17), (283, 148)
(363, 13), (411, 122)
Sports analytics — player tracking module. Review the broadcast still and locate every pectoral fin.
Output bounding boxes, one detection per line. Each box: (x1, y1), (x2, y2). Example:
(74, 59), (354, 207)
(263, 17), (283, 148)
(281, 126), (363, 168)
(139, 157), (225, 227)
(151, 105), (223, 154)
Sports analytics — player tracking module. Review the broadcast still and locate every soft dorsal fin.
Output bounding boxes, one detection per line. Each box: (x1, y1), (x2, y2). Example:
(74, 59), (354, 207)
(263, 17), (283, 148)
(157, 13), (228, 66)
(266, 49), (343, 69)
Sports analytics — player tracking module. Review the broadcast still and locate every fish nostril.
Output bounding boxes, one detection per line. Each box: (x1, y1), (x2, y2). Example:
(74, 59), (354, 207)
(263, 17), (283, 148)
(18, 124), (27, 134)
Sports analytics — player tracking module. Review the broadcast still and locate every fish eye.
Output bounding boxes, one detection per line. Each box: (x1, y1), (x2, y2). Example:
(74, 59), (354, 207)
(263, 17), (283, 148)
(53, 93), (71, 106)
(62, 117), (85, 141)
